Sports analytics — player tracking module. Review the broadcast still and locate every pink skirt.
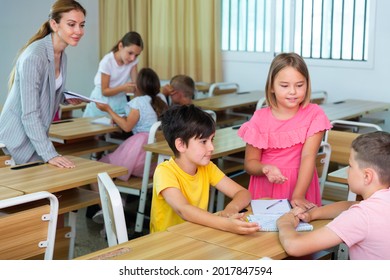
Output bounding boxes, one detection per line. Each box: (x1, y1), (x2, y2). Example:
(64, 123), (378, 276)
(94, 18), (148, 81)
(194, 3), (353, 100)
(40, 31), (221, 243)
(99, 132), (156, 181)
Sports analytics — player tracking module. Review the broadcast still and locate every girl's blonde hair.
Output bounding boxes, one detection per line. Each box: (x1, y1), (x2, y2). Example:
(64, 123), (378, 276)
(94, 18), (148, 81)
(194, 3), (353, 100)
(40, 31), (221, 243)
(265, 52), (312, 109)
(8, 0), (86, 90)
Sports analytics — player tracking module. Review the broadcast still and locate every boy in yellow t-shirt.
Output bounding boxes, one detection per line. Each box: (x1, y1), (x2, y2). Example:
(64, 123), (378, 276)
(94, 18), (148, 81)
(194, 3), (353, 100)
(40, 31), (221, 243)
(150, 104), (260, 234)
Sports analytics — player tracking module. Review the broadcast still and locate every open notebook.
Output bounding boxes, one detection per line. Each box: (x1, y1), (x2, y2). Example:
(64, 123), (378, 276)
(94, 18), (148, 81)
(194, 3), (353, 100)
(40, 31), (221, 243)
(247, 199), (313, 232)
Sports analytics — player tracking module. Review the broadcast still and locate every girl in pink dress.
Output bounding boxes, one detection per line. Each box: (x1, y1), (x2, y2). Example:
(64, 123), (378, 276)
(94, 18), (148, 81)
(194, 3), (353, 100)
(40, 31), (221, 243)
(238, 53), (332, 209)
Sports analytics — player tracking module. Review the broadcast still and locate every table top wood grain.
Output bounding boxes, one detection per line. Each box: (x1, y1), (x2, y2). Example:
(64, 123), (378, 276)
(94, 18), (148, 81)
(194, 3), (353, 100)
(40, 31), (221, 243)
(0, 156), (127, 194)
(320, 99), (390, 121)
(49, 117), (120, 143)
(0, 185), (24, 200)
(75, 231), (260, 260)
(193, 90), (264, 111)
(167, 217), (330, 260)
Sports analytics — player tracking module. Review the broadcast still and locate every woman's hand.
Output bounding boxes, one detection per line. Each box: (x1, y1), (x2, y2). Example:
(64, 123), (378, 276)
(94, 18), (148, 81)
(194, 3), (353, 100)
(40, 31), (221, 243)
(48, 155), (75, 168)
(66, 98), (84, 105)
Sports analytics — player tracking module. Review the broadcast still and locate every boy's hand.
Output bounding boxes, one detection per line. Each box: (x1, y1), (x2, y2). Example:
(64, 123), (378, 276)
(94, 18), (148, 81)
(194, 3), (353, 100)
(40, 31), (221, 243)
(227, 213), (260, 234)
(277, 211), (300, 228)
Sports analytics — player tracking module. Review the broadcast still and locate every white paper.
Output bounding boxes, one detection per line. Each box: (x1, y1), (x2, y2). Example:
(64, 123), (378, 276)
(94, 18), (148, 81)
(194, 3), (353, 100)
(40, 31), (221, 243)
(251, 199), (291, 215)
(247, 214), (313, 232)
(90, 117), (113, 126)
(63, 91), (107, 104)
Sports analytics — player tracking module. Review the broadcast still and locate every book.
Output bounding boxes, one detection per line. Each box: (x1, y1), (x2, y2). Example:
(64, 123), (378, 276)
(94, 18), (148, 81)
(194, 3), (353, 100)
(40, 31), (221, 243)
(63, 91), (107, 104)
(248, 199), (314, 232)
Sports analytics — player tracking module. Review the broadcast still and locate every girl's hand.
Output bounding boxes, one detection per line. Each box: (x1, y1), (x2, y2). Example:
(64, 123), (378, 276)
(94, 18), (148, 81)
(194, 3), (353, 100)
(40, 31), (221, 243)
(290, 197), (316, 211)
(262, 165), (288, 184)
(95, 102), (111, 112)
(48, 155), (75, 168)
(162, 84), (174, 96)
(123, 82), (136, 93)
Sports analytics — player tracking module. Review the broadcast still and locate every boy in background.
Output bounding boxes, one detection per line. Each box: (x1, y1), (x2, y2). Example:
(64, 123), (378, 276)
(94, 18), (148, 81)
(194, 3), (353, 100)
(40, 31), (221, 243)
(150, 104), (260, 234)
(277, 131), (390, 259)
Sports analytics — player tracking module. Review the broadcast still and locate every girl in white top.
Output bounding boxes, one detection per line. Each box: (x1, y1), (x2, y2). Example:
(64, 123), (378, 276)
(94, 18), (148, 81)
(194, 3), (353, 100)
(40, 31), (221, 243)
(83, 31), (143, 117)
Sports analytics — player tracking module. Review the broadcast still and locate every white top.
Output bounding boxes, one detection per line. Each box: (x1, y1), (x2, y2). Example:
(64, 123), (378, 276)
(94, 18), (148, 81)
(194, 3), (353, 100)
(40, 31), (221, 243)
(93, 52), (138, 87)
(55, 72), (62, 90)
(125, 95), (157, 134)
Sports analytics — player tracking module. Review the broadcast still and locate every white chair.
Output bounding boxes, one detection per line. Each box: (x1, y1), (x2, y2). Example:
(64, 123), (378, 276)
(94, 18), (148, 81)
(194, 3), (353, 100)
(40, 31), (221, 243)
(97, 172), (128, 247)
(256, 97), (267, 110)
(311, 90), (328, 104)
(0, 143), (77, 259)
(207, 82), (239, 98)
(0, 143), (15, 167)
(0, 191), (59, 260)
(115, 121), (163, 234)
(203, 109), (217, 122)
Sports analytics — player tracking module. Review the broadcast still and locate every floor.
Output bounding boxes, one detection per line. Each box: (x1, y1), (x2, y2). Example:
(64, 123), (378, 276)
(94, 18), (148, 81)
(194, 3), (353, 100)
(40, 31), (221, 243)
(73, 194), (151, 259)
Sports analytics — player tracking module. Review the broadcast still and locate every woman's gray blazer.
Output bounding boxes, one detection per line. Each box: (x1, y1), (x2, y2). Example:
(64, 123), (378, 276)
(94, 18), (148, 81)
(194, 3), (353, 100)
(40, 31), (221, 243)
(0, 34), (67, 164)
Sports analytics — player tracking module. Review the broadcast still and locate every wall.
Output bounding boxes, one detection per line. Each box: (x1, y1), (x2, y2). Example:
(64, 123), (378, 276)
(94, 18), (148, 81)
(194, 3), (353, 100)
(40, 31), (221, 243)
(222, 0), (390, 103)
(1, 0), (389, 107)
(0, 0), (99, 106)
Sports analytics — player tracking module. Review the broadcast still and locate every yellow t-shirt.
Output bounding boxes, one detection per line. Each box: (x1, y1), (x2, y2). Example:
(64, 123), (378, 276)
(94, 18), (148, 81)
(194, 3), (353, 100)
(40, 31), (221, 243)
(150, 157), (225, 233)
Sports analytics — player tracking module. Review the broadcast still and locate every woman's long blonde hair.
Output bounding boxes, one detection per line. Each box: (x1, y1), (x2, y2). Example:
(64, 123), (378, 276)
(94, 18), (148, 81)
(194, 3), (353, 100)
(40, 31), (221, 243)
(8, 0), (86, 91)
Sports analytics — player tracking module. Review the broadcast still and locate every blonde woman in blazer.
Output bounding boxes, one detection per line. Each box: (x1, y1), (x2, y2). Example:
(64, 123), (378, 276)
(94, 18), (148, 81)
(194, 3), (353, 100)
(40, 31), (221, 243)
(0, 0), (86, 168)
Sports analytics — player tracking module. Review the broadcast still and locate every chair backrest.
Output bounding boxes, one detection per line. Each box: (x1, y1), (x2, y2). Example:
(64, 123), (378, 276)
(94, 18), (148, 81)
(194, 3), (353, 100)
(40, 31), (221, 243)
(316, 142), (331, 196)
(207, 82), (239, 97)
(311, 90), (328, 104)
(203, 109), (217, 122)
(256, 97), (267, 110)
(0, 143), (15, 167)
(97, 172), (128, 247)
(0, 191), (58, 260)
(324, 120), (382, 166)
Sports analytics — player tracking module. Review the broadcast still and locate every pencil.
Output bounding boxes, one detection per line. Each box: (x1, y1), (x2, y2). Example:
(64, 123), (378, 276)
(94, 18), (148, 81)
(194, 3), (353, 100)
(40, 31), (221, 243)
(294, 205), (315, 217)
(266, 199), (283, 210)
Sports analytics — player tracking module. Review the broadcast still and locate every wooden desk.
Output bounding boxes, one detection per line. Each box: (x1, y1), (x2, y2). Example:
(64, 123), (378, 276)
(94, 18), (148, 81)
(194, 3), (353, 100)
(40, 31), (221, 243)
(193, 90), (264, 112)
(60, 102), (87, 112)
(327, 166), (348, 184)
(143, 126), (245, 162)
(167, 219), (330, 260)
(49, 117), (120, 143)
(0, 156), (127, 194)
(320, 99), (390, 121)
(0, 185), (24, 200)
(75, 231), (259, 260)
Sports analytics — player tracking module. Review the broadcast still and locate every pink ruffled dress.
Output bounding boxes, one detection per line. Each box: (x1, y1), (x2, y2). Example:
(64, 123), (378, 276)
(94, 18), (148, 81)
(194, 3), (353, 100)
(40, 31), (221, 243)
(238, 103), (332, 206)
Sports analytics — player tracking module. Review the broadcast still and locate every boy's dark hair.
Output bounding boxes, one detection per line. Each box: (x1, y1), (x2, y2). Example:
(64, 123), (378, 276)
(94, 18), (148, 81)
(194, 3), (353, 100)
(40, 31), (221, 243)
(352, 131), (390, 185)
(161, 104), (216, 157)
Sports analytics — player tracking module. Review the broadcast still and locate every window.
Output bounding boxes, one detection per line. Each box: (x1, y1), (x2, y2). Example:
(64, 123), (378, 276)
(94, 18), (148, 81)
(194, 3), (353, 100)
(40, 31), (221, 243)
(221, 0), (373, 62)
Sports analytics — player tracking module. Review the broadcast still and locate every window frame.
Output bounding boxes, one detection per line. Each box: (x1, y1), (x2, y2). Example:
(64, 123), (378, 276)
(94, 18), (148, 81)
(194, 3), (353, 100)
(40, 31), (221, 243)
(221, 0), (376, 69)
